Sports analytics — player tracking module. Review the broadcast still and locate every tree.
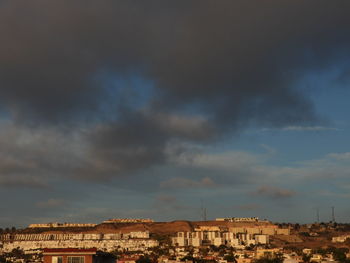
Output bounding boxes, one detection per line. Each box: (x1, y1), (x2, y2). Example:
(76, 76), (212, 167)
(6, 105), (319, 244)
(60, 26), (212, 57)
(302, 253), (311, 263)
(245, 244), (255, 251)
(219, 244), (227, 250)
(136, 256), (152, 263)
(224, 253), (237, 263)
(332, 248), (349, 263)
(11, 248), (24, 258)
(181, 255), (195, 262)
(109, 250), (120, 259)
(209, 245), (219, 252)
(199, 248), (208, 257)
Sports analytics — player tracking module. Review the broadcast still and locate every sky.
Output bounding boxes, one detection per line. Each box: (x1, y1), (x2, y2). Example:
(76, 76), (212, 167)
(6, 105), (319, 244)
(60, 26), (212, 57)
(1, 0), (350, 227)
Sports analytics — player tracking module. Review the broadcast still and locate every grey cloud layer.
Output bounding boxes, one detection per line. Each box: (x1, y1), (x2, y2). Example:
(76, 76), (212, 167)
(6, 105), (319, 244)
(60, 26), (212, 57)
(254, 186), (296, 199)
(1, 0), (350, 180)
(0, 121), (84, 187)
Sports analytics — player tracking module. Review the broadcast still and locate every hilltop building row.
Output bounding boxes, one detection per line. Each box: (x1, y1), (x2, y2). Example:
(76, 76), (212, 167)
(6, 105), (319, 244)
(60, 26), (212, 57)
(215, 217), (261, 222)
(0, 231), (156, 253)
(28, 223), (97, 228)
(0, 232), (150, 241)
(28, 219), (154, 229)
(103, 219), (154, 224)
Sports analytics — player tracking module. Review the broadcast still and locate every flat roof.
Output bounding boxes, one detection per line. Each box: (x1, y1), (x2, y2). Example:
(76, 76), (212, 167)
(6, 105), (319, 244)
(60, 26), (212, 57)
(43, 248), (97, 255)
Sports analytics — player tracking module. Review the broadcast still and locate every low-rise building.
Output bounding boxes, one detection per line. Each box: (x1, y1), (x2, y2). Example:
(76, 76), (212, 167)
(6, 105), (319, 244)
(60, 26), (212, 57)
(302, 249), (312, 255)
(332, 235), (350, 243)
(43, 248), (114, 263)
(310, 254), (322, 263)
(255, 248), (281, 259)
(236, 258), (252, 263)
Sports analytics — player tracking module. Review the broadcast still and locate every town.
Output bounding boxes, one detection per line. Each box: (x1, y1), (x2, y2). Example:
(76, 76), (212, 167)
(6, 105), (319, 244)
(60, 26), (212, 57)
(2, 2), (350, 263)
(1, 218), (350, 263)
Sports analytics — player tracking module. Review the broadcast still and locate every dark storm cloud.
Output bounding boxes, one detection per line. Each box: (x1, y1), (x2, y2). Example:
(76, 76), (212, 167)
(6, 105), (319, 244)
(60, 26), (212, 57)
(74, 110), (215, 180)
(1, 0), (350, 180)
(2, 0), (350, 123)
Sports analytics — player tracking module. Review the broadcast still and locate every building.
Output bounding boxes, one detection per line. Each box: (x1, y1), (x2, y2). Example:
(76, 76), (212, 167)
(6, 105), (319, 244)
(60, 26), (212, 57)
(103, 219), (154, 224)
(255, 235), (269, 245)
(0, 232), (158, 253)
(43, 248), (114, 263)
(332, 235), (350, 243)
(172, 229), (269, 248)
(236, 259), (252, 263)
(216, 217), (259, 222)
(29, 223), (96, 228)
(310, 254), (322, 263)
(255, 248), (281, 259)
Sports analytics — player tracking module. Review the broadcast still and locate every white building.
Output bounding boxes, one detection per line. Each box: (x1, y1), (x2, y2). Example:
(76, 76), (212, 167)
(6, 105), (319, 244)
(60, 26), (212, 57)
(172, 230), (269, 248)
(332, 235), (350, 243)
(0, 231), (157, 253)
(216, 217), (259, 222)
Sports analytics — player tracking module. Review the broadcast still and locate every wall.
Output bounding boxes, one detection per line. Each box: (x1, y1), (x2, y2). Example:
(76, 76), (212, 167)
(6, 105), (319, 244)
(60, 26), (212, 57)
(44, 255), (93, 263)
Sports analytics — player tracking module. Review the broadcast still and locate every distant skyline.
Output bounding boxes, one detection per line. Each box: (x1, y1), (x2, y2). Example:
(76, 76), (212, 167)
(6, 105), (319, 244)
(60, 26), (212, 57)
(1, 0), (350, 227)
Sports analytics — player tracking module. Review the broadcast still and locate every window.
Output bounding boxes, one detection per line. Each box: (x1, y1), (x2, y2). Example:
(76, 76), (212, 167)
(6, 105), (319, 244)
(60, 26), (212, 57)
(68, 256), (85, 263)
(203, 232), (208, 240)
(52, 257), (63, 263)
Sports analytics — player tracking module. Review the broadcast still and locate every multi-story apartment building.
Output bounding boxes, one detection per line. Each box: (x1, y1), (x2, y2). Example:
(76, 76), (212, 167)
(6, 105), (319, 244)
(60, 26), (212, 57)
(172, 225), (288, 248)
(172, 230), (269, 247)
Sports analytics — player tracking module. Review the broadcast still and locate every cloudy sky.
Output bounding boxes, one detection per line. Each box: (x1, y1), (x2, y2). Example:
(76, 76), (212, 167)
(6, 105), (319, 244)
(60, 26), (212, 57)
(1, 0), (350, 227)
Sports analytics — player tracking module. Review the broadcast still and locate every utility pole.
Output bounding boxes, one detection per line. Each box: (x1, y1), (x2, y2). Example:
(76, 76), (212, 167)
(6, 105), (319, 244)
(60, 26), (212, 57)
(332, 206), (335, 223)
(201, 199), (207, 221)
(316, 208), (320, 223)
